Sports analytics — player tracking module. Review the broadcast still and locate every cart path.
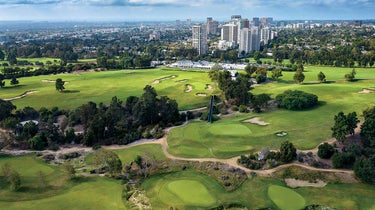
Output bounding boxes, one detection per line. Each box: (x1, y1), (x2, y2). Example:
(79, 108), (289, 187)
(103, 122), (355, 177)
(2, 120), (356, 177)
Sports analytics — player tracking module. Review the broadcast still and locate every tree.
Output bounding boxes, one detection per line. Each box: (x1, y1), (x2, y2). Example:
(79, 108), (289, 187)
(62, 162), (76, 180)
(275, 90), (318, 110)
(93, 149), (122, 176)
(354, 156), (375, 184)
(0, 50), (5, 61)
(293, 69), (305, 84)
(0, 73), (5, 88)
(345, 69), (356, 81)
(10, 77), (19, 86)
(55, 78), (65, 92)
(317, 143), (335, 159)
(1, 163), (12, 180)
(279, 141), (296, 163)
(271, 68), (283, 80)
(331, 111), (358, 142)
(9, 170), (21, 191)
(245, 65), (257, 76)
(211, 63), (223, 71)
(360, 106), (375, 147)
(0, 99), (16, 121)
(28, 135), (46, 150)
(317, 71), (326, 83)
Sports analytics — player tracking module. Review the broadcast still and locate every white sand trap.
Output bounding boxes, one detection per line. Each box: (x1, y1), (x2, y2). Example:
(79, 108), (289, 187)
(176, 79), (188, 83)
(276, 131), (288, 137)
(285, 178), (327, 188)
(152, 75), (176, 85)
(358, 88), (375, 94)
(42, 80), (69, 84)
(196, 93), (207, 97)
(205, 84), (213, 90)
(243, 117), (270, 126)
(3, 90), (38, 101)
(152, 80), (160, 85)
(185, 84), (193, 93)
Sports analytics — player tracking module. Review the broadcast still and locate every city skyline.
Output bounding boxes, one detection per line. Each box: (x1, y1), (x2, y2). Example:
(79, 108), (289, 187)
(0, 0), (373, 21)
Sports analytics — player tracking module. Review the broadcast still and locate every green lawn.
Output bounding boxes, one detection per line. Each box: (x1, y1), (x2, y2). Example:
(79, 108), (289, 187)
(0, 178), (126, 210)
(0, 68), (218, 110)
(168, 67), (375, 158)
(85, 144), (167, 165)
(268, 185), (306, 210)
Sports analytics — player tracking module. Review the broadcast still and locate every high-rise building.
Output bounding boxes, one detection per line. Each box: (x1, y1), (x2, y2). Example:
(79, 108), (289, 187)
(252, 17), (260, 27)
(260, 27), (271, 45)
(260, 17), (273, 27)
(221, 24), (238, 44)
(207, 17), (219, 35)
(192, 24), (208, 55)
(239, 27), (260, 55)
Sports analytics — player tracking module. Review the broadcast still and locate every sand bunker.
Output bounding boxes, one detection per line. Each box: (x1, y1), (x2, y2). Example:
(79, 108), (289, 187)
(196, 93), (207, 97)
(176, 79), (188, 83)
(205, 84), (213, 90)
(3, 90), (38, 101)
(42, 79), (69, 84)
(285, 178), (327, 188)
(276, 131), (288, 137)
(243, 117), (270, 126)
(151, 75), (177, 85)
(185, 84), (193, 93)
(358, 88), (375, 94)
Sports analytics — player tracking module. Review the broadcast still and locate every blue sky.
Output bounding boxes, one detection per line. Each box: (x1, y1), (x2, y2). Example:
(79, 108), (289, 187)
(0, 0), (373, 21)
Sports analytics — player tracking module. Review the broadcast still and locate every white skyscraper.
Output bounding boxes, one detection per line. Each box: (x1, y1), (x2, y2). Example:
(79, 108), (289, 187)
(239, 27), (260, 55)
(261, 27), (271, 45)
(192, 24), (208, 55)
(221, 24), (238, 44)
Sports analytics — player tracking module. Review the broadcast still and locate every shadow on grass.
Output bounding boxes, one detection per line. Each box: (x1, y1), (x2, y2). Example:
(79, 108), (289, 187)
(61, 90), (80, 93)
(2, 85), (26, 89)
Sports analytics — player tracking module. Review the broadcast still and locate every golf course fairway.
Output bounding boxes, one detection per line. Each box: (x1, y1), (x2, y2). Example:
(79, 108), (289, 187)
(268, 185), (306, 210)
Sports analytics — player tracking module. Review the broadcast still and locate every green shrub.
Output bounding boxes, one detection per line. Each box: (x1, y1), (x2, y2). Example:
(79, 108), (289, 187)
(317, 143), (335, 159)
(276, 90), (318, 110)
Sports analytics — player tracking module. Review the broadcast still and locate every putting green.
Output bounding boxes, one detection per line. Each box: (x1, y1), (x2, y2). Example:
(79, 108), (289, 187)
(208, 124), (252, 136)
(160, 180), (216, 207)
(268, 185), (306, 210)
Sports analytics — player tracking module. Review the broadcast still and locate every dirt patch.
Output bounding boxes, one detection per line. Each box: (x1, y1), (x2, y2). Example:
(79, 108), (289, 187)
(285, 178), (327, 188)
(358, 88), (375, 94)
(151, 75), (177, 85)
(276, 131), (288, 137)
(185, 84), (193, 93)
(243, 117), (270, 126)
(176, 79), (188, 83)
(205, 84), (213, 90)
(3, 90), (38, 101)
(196, 93), (207, 97)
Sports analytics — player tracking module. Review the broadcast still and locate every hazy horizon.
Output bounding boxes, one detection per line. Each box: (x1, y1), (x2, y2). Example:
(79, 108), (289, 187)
(0, 0), (373, 21)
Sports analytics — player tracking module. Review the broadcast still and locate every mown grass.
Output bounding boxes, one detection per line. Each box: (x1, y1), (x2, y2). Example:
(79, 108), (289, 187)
(142, 170), (375, 209)
(85, 144), (167, 165)
(168, 67), (375, 158)
(0, 68), (218, 110)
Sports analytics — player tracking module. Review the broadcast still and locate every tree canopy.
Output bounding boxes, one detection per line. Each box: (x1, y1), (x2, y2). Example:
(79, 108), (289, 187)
(275, 90), (318, 110)
(55, 78), (65, 91)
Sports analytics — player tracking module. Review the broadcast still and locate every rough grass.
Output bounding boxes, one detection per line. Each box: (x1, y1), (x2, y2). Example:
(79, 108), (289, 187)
(0, 68), (218, 110)
(0, 177), (126, 210)
(268, 185), (306, 210)
(85, 144), (166, 165)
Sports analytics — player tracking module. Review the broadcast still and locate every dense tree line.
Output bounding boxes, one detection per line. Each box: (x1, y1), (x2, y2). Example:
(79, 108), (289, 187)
(270, 27), (375, 67)
(0, 86), (183, 150)
(328, 107), (375, 184)
(275, 90), (318, 110)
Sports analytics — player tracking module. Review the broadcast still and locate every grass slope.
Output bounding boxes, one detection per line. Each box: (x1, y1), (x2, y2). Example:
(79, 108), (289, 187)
(0, 68), (217, 110)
